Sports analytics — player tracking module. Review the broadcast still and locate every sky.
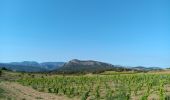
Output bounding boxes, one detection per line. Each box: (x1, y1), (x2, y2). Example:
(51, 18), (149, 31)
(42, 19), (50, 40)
(0, 0), (170, 67)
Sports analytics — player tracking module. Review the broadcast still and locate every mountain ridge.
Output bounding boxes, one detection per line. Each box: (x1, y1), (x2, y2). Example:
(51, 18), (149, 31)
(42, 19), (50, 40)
(0, 59), (163, 73)
(54, 59), (133, 74)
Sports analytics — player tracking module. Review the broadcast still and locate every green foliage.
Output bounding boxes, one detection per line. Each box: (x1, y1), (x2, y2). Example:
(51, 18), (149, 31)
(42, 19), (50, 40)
(159, 80), (165, 100)
(95, 85), (100, 99)
(0, 88), (7, 99)
(81, 90), (90, 100)
(18, 73), (170, 100)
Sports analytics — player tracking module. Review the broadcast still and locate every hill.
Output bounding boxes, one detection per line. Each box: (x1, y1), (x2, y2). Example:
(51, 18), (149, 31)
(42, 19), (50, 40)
(54, 59), (131, 74)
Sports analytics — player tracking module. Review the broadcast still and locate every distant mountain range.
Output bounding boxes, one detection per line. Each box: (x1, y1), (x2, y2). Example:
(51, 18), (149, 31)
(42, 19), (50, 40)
(0, 59), (163, 73)
(131, 66), (162, 71)
(0, 61), (65, 72)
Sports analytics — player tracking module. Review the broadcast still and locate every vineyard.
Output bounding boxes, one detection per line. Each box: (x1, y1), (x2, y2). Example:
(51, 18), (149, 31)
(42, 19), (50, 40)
(18, 73), (170, 100)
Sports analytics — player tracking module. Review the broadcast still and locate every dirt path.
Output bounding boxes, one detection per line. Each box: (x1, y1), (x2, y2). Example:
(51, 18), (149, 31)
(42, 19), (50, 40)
(0, 81), (78, 100)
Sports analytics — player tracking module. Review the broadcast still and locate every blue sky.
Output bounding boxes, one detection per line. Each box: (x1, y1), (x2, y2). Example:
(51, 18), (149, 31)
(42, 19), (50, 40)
(0, 0), (170, 67)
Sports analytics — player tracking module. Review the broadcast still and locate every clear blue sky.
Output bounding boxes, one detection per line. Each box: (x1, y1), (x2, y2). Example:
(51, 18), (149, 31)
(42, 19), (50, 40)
(0, 0), (170, 67)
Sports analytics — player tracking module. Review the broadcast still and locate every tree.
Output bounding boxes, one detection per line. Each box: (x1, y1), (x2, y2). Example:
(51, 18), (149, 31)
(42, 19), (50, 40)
(0, 70), (2, 76)
(1, 67), (7, 70)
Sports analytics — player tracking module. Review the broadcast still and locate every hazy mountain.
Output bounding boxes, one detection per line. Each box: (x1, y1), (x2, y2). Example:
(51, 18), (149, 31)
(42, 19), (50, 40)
(0, 61), (65, 72)
(0, 63), (46, 72)
(132, 66), (162, 71)
(41, 62), (65, 70)
(10, 61), (40, 67)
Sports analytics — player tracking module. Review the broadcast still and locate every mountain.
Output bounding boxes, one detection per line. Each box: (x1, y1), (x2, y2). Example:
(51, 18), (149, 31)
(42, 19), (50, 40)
(0, 63), (46, 72)
(41, 62), (65, 70)
(0, 61), (65, 72)
(0, 60), (163, 73)
(54, 59), (131, 74)
(132, 66), (162, 71)
(10, 61), (40, 67)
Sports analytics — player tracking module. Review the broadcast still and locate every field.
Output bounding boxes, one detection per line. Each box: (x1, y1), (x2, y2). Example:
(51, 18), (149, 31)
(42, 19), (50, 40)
(1, 70), (170, 100)
(17, 72), (170, 100)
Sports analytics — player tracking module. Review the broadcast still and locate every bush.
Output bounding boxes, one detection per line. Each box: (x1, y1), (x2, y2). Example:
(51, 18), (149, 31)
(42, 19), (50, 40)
(1, 67), (7, 70)
(0, 70), (2, 76)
